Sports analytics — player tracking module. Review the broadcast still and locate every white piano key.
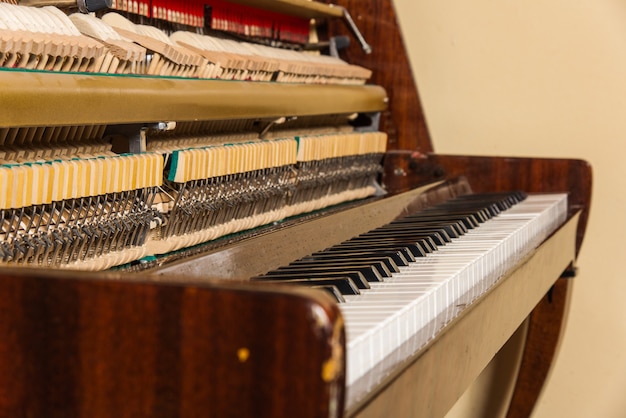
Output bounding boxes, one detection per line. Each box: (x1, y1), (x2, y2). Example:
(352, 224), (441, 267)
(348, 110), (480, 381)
(341, 193), (568, 409)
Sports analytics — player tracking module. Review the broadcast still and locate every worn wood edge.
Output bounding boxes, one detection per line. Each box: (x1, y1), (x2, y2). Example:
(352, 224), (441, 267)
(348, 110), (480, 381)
(347, 212), (580, 418)
(0, 266), (345, 417)
(0, 70), (387, 127)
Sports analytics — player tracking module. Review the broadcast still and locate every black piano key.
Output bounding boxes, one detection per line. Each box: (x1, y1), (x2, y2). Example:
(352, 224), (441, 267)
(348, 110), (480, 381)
(255, 271), (371, 290)
(425, 199), (499, 209)
(272, 265), (384, 282)
(424, 201), (495, 215)
(331, 241), (428, 258)
(399, 213), (481, 229)
(380, 221), (466, 237)
(387, 216), (471, 232)
(348, 233), (442, 250)
(429, 193), (525, 214)
(305, 250), (410, 266)
(453, 191), (526, 208)
(434, 206), (488, 217)
(311, 285), (346, 303)
(252, 277), (361, 295)
(286, 259), (394, 277)
(321, 244), (419, 261)
(298, 256), (400, 273)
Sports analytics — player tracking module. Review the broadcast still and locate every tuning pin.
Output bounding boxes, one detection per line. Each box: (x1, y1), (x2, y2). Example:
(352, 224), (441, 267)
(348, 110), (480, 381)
(77, 0), (113, 13)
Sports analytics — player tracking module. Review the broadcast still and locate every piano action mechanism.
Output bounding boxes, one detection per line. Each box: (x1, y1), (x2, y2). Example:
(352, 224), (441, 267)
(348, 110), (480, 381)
(0, 0), (591, 417)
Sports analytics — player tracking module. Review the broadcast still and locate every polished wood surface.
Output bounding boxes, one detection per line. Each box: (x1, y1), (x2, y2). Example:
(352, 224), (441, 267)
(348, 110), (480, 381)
(0, 268), (344, 418)
(0, 70), (386, 128)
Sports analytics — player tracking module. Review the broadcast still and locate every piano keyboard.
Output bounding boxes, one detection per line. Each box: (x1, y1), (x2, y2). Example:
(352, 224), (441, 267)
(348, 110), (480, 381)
(255, 191), (568, 409)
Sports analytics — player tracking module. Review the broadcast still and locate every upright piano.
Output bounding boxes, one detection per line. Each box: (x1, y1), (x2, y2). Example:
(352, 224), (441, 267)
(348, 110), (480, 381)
(0, 0), (591, 417)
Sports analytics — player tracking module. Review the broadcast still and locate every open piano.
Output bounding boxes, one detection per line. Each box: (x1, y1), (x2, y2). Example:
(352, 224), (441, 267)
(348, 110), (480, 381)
(0, 0), (592, 417)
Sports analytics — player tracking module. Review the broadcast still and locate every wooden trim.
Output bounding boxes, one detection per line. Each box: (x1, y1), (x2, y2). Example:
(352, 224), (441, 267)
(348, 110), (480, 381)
(0, 70), (387, 128)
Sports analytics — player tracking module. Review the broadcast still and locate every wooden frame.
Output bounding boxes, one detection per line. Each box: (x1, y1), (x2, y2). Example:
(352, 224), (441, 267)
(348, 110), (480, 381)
(0, 267), (345, 418)
(0, 70), (386, 128)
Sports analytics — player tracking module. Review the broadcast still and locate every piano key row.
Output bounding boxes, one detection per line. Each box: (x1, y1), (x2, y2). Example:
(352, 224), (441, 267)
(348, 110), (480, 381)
(254, 192), (568, 408)
(255, 191), (528, 299)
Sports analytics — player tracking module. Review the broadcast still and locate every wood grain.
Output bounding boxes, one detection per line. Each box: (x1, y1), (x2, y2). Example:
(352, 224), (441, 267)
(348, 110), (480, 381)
(0, 269), (345, 418)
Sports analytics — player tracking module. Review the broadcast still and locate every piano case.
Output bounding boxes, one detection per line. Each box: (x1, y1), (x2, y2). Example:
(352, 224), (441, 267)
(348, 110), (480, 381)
(0, 0), (591, 417)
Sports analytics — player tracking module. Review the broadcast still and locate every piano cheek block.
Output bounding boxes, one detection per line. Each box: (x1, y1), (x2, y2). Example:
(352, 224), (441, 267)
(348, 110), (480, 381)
(0, 271), (345, 418)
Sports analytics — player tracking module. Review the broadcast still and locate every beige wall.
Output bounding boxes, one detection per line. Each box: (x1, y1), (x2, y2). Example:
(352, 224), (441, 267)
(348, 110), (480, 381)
(392, 0), (626, 417)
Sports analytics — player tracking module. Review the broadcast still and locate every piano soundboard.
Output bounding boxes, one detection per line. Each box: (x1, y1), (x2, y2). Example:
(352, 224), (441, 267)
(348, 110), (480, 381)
(0, 1), (592, 417)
